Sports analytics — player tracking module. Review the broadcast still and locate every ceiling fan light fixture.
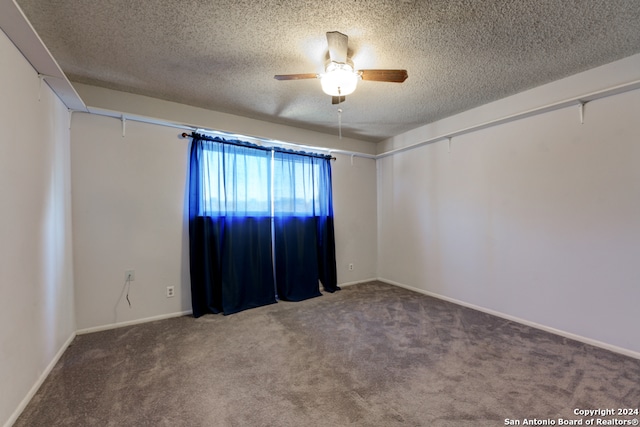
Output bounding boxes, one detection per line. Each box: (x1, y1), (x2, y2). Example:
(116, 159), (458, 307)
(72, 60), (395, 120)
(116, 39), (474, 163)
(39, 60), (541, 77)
(320, 62), (359, 97)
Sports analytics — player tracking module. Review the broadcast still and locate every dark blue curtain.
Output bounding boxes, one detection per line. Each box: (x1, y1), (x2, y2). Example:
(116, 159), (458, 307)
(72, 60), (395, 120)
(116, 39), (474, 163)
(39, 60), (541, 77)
(189, 135), (276, 316)
(189, 132), (338, 316)
(273, 151), (339, 301)
(314, 159), (339, 294)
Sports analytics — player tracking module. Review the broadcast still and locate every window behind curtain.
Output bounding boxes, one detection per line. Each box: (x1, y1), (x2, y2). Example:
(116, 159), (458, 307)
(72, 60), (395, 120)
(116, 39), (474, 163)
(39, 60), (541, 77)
(189, 133), (338, 316)
(197, 142), (271, 217)
(198, 144), (324, 217)
(273, 154), (323, 217)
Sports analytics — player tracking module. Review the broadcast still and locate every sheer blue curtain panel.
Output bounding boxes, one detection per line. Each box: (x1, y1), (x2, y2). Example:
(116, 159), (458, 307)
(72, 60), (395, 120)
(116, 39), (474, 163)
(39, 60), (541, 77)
(188, 133), (338, 316)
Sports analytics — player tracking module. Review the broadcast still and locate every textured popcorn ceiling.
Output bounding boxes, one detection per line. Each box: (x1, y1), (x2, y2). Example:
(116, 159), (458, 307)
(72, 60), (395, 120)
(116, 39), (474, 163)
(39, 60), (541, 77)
(16, 0), (640, 142)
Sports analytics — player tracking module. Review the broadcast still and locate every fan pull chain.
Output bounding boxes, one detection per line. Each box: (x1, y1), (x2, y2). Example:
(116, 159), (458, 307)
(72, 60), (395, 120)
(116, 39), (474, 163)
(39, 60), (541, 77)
(338, 108), (343, 139)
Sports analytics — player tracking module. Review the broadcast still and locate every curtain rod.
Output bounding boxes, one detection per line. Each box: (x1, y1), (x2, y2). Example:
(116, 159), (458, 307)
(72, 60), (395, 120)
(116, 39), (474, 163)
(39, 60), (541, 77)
(77, 107), (377, 160)
(181, 132), (337, 160)
(76, 77), (639, 163)
(376, 78), (640, 159)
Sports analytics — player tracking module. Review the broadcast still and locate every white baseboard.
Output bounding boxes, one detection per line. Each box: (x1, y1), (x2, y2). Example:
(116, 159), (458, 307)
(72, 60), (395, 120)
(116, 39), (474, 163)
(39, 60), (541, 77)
(4, 331), (76, 427)
(9, 280), (637, 427)
(378, 278), (640, 361)
(337, 277), (378, 288)
(76, 310), (193, 335)
(6, 310), (192, 426)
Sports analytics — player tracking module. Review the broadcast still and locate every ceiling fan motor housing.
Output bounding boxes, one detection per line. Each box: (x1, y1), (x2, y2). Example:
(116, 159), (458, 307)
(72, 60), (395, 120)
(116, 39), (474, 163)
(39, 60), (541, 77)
(321, 61), (360, 96)
(274, 31), (407, 101)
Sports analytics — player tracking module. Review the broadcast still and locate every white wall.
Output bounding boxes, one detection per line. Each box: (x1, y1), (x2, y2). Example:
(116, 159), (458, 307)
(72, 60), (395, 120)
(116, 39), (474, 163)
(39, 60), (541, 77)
(71, 114), (191, 330)
(332, 153), (378, 284)
(377, 54), (640, 356)
(0, 29), (75, 426)
(70, 94), (378, 331)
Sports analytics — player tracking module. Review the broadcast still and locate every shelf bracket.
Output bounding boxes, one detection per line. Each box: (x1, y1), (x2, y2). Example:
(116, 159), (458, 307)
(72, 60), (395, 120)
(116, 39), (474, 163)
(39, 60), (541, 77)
(38, 73), (45, 101)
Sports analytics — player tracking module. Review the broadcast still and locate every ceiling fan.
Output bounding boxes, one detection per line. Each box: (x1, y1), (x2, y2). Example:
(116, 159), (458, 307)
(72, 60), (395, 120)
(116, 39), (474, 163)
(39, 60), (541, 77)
(274, 31), (408, 104)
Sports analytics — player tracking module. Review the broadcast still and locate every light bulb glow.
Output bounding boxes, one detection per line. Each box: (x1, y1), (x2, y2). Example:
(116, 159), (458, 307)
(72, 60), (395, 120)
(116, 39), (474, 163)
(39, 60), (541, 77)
(320, 62), (359, 96)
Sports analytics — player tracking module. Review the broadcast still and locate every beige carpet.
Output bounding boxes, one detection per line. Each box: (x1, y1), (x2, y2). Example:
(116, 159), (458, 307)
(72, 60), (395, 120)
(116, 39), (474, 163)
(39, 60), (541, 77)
(15, 281), (640, 426)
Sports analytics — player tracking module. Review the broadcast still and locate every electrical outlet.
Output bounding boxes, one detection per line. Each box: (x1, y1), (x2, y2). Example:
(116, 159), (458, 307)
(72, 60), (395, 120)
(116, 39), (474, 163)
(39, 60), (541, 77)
(166, 286), (175, 298)
(348, 263), (354, 271)
(125, 269), (135, 281)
